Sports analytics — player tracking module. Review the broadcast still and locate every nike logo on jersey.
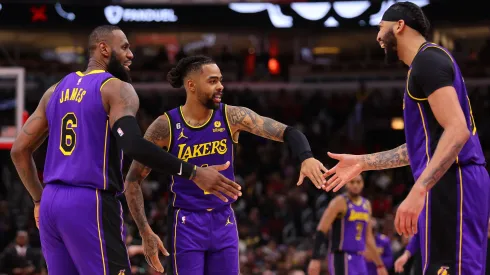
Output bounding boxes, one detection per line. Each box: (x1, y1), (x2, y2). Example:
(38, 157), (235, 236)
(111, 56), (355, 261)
(177, 163), (182, 175)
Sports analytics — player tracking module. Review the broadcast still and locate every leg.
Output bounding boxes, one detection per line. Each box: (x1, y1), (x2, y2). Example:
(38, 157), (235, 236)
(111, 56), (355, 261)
(328, 253), (347, 275)
(167, 207), (207, 275)
(458, 165), (490, 275)
(54, 187), (130, 275)
(425, 165), (490, 275)
(205, 206), (239, 275)
(347, 253), (368, 275)
(423, 166), (458, 275)
(39, 184), (78, 275)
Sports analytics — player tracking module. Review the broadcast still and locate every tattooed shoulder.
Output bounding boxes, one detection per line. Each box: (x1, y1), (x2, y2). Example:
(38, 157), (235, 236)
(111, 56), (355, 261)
(226, 105), (286, 142)
(143, 115), (171, 148)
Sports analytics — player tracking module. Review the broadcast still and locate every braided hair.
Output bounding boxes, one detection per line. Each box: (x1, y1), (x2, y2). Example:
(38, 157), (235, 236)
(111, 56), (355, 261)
(166, 55), (216, 88)
(389, 1), (431, 38)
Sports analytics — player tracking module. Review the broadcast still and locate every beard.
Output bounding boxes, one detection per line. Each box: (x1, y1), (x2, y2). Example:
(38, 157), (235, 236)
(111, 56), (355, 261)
(198, 90), (220, 110)
(348, 191), (361, 199)
(107, 52), (131, 83)
(383, 30), (399, 65)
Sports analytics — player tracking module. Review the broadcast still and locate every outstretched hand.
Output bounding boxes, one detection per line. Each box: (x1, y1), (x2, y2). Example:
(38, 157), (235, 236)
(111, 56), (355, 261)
(296, 158), (328, 189)
(193, 161), (242, 202)
(323, 152), (365, 192)
(142, 230), (169, 273)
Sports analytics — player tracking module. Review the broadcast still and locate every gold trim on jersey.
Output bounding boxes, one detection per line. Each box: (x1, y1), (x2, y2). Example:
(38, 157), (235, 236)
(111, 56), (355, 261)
(96, 189), (107, 275)
(103, 119), (109, 190)
(100, 77), (118, 91)
(173, 209), (181, 275)
(406, 69), (429, 101)
(76, 70), (106, 77)
(229, 205), (241, 274)
(179, 106), (214, 129)
(406, 44), (456, 101)
(164, 113), (172, 152)
(457, 160), (464, 275)
(416, 102), (431, 274)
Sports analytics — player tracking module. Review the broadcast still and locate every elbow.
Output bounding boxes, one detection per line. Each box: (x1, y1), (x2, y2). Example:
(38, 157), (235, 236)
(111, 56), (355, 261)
(118, 137), (139, 159)
(460, 127), (470, 143)
(10, 143), (26, 162)
(455, 126), (470, 145)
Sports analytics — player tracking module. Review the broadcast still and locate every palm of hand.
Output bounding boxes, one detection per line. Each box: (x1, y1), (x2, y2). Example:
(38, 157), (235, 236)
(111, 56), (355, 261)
(336, 157), (363, 180)
(325, 154), (364, 192)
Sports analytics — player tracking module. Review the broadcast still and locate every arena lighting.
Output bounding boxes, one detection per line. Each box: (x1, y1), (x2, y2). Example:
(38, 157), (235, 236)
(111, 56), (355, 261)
(55, 2), (76, 22)
(104, 5), (178, 25)
(312, 47), (340, 54)
(230, 0), (429, 28)
(391, 117), (404, 130)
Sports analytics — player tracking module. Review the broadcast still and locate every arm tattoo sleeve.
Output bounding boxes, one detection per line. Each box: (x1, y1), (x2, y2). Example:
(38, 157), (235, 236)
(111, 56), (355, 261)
(362, 144), (410, 170)
(124, 115), (170, 233)
(227, 106), (286, 142)
(417, 132), (465, 190)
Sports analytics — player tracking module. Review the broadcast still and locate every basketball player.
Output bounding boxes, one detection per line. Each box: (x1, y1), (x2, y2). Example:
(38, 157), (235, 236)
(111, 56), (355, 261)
(323, 2), (490, 274)
(10, 26), (241, 275)
(365, 218), (393, 275)
(395, 232), (420, 274)
(124, 55), (329, 274)
(307, 175), (388, 275)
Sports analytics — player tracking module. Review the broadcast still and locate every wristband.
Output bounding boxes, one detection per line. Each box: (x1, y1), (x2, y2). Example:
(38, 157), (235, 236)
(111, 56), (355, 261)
(189, 165), (197, 180)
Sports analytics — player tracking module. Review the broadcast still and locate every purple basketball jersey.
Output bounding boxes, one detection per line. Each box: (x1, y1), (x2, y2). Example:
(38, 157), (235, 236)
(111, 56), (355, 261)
(166, 104), (236, 211)
(43, 70), (124, 192)
(329, 195), (369, 253)
(404, 42), (486, 180)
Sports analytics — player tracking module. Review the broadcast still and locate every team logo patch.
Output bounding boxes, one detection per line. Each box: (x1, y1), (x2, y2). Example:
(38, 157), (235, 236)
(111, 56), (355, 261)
(117, 128), (124, 136)
(437, 266), (450, 275)
(213, 120), (225, 133)
(182, 216), (186, 224)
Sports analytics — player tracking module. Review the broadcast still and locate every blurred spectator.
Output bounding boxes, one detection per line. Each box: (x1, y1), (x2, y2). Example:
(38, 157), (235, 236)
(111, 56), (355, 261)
(0, 231), (44, 275)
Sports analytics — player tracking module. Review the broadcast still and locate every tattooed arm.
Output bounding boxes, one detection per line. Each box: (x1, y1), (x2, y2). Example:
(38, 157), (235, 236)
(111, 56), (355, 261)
(226, 105), (329, 188)
(10, 84), (55, 202)
(125, 115), (171, 235)
(362, 144), (410, 170)
(226, 105), (286, 142)
(413, 86), (469, 191)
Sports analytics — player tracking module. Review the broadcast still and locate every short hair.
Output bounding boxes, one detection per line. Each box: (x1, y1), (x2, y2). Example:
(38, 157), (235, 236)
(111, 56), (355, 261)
(389, 1), (431, 38)
(88, 25), (121, 57)
(166, 55), (215, 88)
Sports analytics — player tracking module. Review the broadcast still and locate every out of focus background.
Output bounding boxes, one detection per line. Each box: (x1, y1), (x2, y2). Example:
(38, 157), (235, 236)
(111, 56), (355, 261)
(0, 0), (489, 274)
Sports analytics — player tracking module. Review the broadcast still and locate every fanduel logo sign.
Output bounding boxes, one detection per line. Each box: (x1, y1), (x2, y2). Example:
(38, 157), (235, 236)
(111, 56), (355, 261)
(104, 5), (178, 25)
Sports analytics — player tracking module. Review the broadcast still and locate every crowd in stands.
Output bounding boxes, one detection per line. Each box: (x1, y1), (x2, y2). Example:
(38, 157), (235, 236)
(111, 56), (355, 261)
(1, 81), (489, 274)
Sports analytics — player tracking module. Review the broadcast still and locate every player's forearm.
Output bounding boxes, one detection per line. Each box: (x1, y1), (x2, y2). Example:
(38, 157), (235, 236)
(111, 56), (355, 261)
(414, 128), (469, 191)
(366, 237), (384, 266)
(362, 143), (410, 171)
(10, 150), (43, 202)
(125, 163), (152, 236)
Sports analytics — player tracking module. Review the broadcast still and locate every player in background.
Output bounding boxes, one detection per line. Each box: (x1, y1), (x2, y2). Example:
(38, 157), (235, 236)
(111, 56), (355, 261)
(364, 218), (393, 275)
(323, 2), (489, 274)
(395, 232), (420, 274)
(307, 175), (388, 275)
(124, 55), (329, 274)
(10, 26), (240, 275)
